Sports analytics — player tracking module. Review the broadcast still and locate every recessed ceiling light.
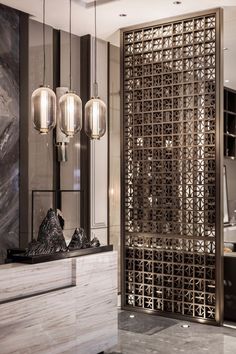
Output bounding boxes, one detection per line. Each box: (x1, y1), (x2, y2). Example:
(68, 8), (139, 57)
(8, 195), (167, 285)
(173, 1), (182, 4)
(181, 324), (190, 328)
(119, 13), (127, 17)
(225, 80), (230, 83)
(129, 314), (135, 318)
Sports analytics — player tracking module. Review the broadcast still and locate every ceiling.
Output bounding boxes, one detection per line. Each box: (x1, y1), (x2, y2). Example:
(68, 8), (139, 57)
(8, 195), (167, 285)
(0, 0), (236, 88)
(0, 0), (235, 41)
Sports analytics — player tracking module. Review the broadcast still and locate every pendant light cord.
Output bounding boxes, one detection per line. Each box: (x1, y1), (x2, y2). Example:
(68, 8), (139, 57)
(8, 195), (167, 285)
(69, 0), (72, 91)
(94, 0), (98, 97)
(95, 0), (97, 85)
(43, 0), (46, 86)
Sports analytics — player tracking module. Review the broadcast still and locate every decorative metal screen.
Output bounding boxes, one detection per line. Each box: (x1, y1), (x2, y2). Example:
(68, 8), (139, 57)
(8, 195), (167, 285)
(122, 11), (222, 322)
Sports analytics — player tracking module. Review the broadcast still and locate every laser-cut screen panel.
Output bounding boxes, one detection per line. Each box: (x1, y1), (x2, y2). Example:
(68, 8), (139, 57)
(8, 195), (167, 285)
(122, 13), (219, 321)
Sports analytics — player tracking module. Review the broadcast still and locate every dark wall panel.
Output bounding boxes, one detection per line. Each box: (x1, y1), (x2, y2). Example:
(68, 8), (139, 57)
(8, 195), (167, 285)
(27, 20), (54, 242)
(121, 10), (223, 323)
(0, 5), (20, 263)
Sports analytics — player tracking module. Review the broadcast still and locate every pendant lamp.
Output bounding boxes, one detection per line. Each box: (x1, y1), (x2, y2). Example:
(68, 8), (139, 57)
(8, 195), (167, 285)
(31, 0), (56, 135)
(84, 0), (106, 140)
(59, 0), (82, 138)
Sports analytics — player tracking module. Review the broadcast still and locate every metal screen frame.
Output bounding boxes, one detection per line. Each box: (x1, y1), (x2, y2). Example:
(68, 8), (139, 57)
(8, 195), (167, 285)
(120, 8), (223, 325)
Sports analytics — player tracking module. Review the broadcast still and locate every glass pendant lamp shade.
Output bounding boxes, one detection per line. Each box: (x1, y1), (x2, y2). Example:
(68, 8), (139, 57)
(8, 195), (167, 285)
(59, 91), (82, 137)
(85, 97), (106, 139)
(85, 1), (107, 140)
(31, 0), (56, 135)
(58, 0), (82, 138)
(32, 86), (56, 134)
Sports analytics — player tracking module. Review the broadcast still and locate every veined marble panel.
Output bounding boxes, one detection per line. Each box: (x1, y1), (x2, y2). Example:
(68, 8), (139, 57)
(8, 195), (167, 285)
(0, 287), (77, 354)
(0, 251), (118, 354)
(0, 4), (20, 263)
(76, 251), (118, 354)
(0, 259), (74, 303)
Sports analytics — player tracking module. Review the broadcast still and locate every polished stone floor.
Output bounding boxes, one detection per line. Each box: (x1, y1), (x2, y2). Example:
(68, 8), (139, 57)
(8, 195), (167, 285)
(106, 311), (236, 354)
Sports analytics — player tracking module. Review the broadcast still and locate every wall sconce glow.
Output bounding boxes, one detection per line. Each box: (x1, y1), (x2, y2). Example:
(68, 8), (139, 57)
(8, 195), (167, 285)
(59, 92), (82, 137)
(85, 96), (106, 140)
(32, 86), (56, 134)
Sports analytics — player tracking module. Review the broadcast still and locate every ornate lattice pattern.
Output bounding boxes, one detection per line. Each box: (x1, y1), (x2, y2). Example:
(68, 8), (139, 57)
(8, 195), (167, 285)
(123, 14), (217, 320)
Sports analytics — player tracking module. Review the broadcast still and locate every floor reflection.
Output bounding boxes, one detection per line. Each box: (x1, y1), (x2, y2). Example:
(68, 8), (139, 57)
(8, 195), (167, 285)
(106, 311), (236, 354)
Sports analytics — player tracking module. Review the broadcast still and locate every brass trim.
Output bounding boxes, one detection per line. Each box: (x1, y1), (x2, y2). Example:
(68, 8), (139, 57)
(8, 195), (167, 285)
(214, 8), (224, 325)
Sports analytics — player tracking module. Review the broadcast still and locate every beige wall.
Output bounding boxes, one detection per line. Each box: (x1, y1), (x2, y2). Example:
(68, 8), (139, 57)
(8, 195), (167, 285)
(90, 37), (109, 245)
(60, 31), (81, 243)
(109, 44), (121, 292)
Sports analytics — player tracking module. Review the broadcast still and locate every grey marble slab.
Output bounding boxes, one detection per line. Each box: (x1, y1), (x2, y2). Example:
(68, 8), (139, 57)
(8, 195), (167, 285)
(106, 311), (236, 354)
(75, 252), (118, 354)
(118, 311), (177, 335)
(0, 4), (20, 263)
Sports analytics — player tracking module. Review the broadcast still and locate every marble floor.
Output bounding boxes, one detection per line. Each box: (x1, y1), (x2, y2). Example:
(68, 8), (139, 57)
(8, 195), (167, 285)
(106, 311), (236, 354)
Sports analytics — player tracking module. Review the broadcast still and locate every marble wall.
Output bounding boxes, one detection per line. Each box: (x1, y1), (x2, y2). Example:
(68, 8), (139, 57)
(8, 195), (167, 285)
(0, 5), (20, 263)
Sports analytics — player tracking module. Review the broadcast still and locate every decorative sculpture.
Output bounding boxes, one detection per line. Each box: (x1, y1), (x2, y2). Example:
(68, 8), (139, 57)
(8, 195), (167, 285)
(90, 236), (100, 248)
(68, 228), (90, 250)
(68, 228), (100, 250)
(24, 209), (101, 257)
(25, 209), (67, 256)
